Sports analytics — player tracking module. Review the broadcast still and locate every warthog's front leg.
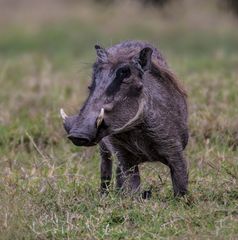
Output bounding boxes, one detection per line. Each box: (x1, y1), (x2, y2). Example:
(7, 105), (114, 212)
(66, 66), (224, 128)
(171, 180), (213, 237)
(99, 142), (112, 195)
(116, 164), (141, 194)
(115, 148), (141, 194)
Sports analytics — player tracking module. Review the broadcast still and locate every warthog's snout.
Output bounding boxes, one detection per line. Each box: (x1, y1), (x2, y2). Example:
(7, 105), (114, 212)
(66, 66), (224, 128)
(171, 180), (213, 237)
(60, 108), (105, 146)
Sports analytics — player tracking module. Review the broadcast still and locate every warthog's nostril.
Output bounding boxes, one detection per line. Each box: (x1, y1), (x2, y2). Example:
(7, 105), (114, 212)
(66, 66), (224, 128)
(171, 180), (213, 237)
(67, 134), (90, 146)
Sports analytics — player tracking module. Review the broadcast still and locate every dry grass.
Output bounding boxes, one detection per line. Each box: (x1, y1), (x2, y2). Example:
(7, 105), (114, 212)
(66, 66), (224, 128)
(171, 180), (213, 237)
(0, 0), (237, 239)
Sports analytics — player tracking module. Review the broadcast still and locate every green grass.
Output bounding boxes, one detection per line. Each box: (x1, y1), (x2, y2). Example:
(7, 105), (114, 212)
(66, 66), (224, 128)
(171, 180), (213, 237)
(0, 1), (238, 239)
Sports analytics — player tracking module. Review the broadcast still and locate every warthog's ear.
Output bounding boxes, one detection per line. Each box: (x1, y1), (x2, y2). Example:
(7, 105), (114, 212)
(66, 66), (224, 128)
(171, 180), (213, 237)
(95, 44), (108, 63)
(133, 47), (153, 71)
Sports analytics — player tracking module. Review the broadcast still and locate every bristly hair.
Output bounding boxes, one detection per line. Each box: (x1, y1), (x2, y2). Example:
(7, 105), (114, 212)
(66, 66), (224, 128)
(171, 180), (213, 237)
(151, 61), (187, 97)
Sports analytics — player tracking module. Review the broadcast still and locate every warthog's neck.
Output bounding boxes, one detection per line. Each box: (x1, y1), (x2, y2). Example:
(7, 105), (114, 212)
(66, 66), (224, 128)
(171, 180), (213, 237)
(112, 97), (146, 134)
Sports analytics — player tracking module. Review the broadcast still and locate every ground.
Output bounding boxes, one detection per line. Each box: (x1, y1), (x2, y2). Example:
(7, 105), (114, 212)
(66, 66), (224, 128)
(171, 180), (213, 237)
(0, 1), (237, 239)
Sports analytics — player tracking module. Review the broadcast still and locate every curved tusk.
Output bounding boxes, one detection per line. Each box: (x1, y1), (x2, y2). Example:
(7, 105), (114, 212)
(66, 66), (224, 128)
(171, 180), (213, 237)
(60, 108), (68, 122)
(96, 108), (104, 128)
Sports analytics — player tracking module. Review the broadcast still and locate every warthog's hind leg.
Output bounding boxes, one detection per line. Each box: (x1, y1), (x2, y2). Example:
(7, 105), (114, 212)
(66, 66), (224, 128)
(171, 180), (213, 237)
(168, 153), (188, 197)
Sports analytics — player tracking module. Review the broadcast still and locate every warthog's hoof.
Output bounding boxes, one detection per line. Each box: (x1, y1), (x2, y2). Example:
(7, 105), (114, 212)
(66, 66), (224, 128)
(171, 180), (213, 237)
(142, 190), (152, 199)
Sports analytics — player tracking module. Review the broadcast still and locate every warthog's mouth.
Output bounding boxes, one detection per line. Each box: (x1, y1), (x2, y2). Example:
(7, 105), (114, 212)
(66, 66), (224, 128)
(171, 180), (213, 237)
(67, 135), (98, 147)
(66, 130), (104, 147)
(67, 126), (107, 147)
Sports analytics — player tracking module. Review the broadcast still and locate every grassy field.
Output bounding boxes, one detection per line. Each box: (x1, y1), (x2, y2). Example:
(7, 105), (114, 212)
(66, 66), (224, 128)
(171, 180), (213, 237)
(0, 1), (238, 239)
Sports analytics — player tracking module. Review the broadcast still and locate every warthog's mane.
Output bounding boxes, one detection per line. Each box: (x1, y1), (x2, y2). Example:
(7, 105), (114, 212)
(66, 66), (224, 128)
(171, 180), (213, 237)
(150, 61), (187, 97)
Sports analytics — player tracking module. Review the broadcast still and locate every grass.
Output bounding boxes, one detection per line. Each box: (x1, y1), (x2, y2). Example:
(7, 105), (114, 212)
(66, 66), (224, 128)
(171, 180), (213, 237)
(0, 1), (238, 239)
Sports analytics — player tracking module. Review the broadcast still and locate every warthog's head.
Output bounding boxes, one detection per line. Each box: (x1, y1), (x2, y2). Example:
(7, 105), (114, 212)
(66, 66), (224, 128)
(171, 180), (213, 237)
(61, 44), (153, 146)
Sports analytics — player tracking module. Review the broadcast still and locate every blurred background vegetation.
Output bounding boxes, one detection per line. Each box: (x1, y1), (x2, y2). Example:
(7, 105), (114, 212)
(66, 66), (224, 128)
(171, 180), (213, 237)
(0, 0), (237, 239)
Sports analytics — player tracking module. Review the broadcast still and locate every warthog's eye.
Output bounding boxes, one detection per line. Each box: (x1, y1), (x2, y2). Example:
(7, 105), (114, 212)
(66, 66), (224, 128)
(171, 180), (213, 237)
(116, 66), (131, 80)
(105, 66), (131, 96)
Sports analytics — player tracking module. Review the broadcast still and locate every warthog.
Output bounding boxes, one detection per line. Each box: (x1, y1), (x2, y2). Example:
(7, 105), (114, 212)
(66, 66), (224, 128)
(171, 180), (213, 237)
(61, 40), (189, 197)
